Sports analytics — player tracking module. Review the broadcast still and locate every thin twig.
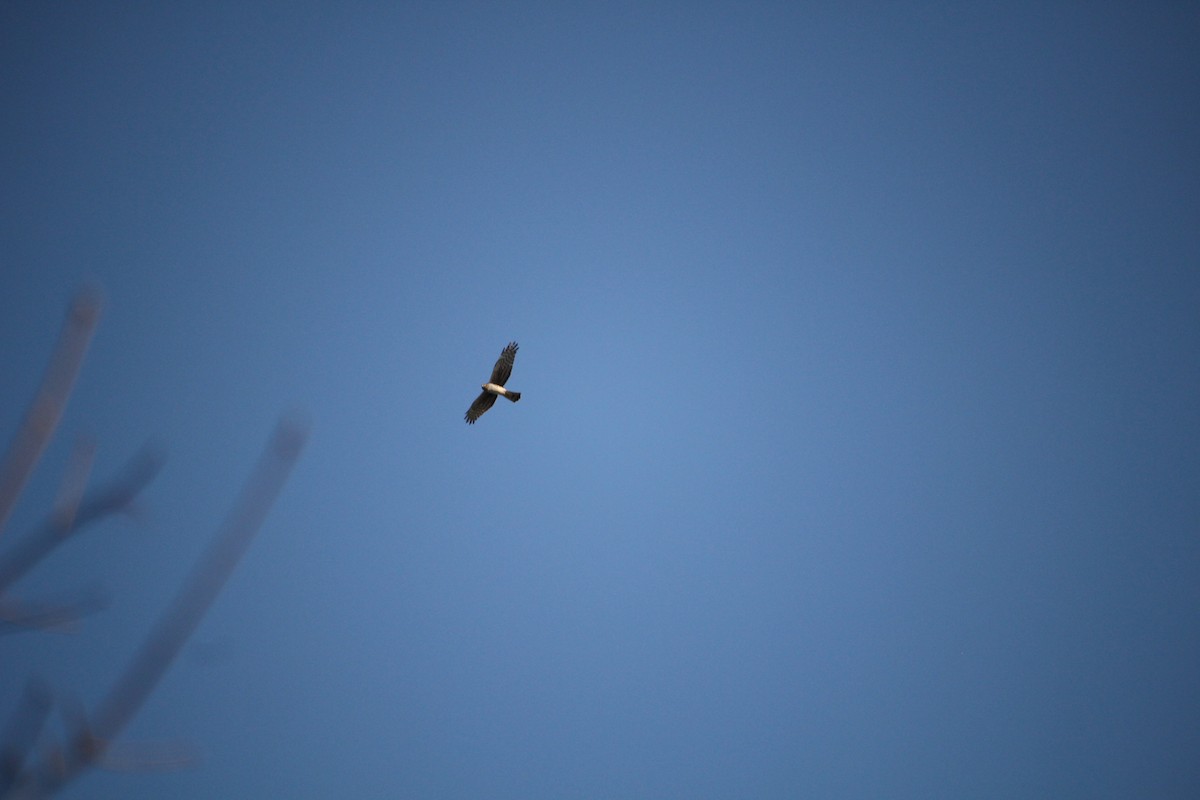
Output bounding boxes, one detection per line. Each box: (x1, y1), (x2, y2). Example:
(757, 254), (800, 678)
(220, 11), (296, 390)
(0, 589), (109, 636)
(51, 436), (96, 532)
(0, 290), (103, 539)
(0, 681), (51, 796)
(0, 445), (164, 596)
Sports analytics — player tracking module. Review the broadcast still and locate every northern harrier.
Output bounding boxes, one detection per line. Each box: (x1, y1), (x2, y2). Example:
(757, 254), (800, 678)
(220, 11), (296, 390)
(465, 341), (521, 424)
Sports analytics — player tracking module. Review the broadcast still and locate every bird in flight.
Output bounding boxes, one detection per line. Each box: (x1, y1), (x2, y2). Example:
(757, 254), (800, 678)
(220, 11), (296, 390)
(465, 341), (521, 424)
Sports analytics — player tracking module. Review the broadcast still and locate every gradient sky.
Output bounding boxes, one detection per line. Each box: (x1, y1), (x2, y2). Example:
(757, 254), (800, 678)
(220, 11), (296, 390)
(2, 3), (1198, 799)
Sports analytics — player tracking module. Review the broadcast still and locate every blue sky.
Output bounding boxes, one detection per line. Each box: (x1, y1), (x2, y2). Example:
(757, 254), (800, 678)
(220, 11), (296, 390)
(1, 3), (1198, 798)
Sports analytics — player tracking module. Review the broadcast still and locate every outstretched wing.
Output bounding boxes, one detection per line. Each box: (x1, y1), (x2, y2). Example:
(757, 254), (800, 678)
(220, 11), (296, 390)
(489, 342), (518, 386)
(465, 391), (497, 424)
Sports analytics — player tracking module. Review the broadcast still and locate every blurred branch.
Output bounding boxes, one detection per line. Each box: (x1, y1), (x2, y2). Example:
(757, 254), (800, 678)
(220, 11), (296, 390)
(0, 290), (103, 538)
(50, 436), (96, 532)
(91, 739), (199, 774)
(0, 588), (109, 636)
(0, 445), (164, 596)
(0, 681), (51, 796)
(5, 418), (308, 798)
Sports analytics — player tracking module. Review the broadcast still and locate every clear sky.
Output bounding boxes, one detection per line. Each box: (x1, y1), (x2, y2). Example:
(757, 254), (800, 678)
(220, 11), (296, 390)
(1, 3), (1198, 798)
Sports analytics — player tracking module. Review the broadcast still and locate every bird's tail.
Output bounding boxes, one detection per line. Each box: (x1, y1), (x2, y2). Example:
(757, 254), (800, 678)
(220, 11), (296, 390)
(505, 391), (521, 402)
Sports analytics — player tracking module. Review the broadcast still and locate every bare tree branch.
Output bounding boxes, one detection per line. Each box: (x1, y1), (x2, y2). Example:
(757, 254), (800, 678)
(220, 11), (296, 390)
(50, 436), (96, 532)
(0, 290), (103, 539)
(0, 588), (109, 636)
(0, 446), (164, 596)
(6, 418), (308, 798)
(0, 681), (51, 796)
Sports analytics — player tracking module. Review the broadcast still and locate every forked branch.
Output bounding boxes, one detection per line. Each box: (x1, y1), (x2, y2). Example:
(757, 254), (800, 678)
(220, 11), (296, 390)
(3, 418), (308, 798)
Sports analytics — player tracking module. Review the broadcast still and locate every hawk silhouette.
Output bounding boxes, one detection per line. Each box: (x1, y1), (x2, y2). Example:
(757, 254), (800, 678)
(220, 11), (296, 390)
(465, 341), (521, 424)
